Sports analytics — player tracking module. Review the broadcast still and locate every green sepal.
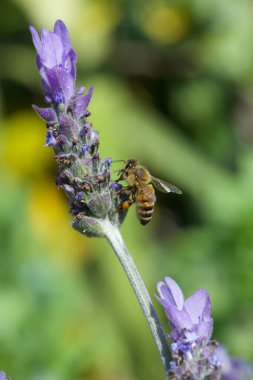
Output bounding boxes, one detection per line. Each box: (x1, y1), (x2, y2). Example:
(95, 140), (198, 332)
(72, 214), (105, 237)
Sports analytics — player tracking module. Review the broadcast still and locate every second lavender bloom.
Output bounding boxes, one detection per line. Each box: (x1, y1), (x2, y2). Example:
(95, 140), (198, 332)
(157, 277), (252, 380)
(157, 277), (219, 379)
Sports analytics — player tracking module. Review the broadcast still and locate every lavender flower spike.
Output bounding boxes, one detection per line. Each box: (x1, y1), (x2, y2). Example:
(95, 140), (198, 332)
(30, 20), (128, 237)
(157, 277), (221, 379)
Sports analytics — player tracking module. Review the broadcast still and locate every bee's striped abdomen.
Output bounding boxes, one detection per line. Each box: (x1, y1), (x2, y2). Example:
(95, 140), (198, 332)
(136, 185), (156, 225)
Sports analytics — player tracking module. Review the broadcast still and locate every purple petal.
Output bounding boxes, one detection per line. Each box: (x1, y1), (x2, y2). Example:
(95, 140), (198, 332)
(184, 288), (211, 324)
(36, 54), (43, 70)
(40, 27), (49, 40)
(164, 277), (184, 309)
(54, 20), (72, 51)
(155, 290), (172, 310)
(44, 68), (65, 101)
(74, 86), (94, 118)
(41, 32), (64, 68)
(74, 96), (89, 118)
(64, 49), (77, 79)
(156, 279), (184, 310)
(45, 67), (75, 105)
(83, 86), (94, 107)
(195, 319), (213, 341)
(156, 282), (170, 307)
(32, 105), (57, 122)
(202, 292), (212, 320)
(29, 26), (42, 54)
(165, 304), (193, 331)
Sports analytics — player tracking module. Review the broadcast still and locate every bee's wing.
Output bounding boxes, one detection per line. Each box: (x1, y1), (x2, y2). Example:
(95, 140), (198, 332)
(151, 176), (182, 194)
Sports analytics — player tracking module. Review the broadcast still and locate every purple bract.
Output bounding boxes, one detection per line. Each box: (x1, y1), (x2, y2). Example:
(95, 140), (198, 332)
(156, 277), (213, 343)
(157, 277), (253, 379)
(30, 20), (77, 106)
(157, 278), (221, 379)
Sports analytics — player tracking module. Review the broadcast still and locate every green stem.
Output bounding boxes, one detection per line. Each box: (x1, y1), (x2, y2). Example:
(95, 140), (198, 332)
(101, 219), (172, 376)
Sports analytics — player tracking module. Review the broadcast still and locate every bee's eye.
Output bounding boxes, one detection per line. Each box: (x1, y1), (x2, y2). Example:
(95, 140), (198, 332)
(126, 160), (136, 169)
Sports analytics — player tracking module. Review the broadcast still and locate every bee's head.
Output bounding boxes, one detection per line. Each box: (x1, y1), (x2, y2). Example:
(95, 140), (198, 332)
(125, 159), (137, 170)
(115, 159), (137, 181)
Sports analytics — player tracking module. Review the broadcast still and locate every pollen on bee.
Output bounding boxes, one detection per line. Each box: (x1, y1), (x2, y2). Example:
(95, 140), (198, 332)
(121, 201), (130, 209)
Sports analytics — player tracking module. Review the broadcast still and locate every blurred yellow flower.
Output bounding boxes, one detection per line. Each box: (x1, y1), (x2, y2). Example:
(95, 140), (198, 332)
(27, 180), (90, 263)
(2, 110), (90, 263)
(3, 110), (50, 179)
(74, 1), (121, 37)
(71, 1), (122, 67)
(140, 4), (189, 45)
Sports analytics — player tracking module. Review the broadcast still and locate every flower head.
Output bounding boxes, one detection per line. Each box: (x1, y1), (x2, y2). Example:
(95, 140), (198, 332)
(157, 277), (253, 379)
(30, 20), (128, 237)
(156, 277), (213, 343)
(157, 277), (220, 379)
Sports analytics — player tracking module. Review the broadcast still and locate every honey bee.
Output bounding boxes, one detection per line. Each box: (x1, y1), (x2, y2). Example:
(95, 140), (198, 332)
(117, 159), (182, 225)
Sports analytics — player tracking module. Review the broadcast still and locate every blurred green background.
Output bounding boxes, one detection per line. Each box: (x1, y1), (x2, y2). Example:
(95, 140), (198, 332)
(1, 0), (253, 379)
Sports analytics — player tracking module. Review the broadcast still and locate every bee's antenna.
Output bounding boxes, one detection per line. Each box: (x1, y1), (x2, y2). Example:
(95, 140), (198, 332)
(112, 159), (126, 164)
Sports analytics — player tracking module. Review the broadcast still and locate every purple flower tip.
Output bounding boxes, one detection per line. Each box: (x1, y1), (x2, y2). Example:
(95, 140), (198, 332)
(156, 277), (213, 343)
(30, 20), (76, 106)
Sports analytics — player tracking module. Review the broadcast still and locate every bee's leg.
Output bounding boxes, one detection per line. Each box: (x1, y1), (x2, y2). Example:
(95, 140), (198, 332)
(116, 185), (132, 193)
(114, 169), (125, 182)
(115, 175), (123, 182)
